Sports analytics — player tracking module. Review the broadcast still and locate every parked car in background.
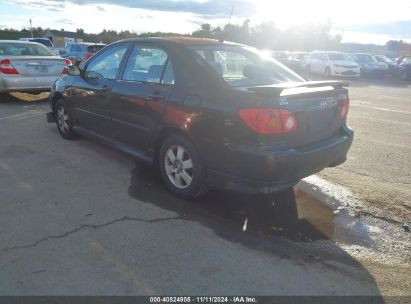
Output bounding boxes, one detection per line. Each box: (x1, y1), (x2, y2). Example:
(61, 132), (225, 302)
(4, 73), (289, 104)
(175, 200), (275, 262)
(348, 53), (388, 78)
(19, 37), (59, 55)
(47, 37), (353, 199)
(306, 51), (360, 78)
(0, 40), (71, 93)
(60, 42), (106, 65)
(398, 56), (411, 81)
(271, 51), (307, 72)
(375, 55), (399, 76)
(290, 52), (309, 72)
(271, 51), (290, 65)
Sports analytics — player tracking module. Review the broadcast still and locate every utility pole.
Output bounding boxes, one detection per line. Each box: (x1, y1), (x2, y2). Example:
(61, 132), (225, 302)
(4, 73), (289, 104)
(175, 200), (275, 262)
(228, 3), (235, 25)
(30, 18), (33, 38)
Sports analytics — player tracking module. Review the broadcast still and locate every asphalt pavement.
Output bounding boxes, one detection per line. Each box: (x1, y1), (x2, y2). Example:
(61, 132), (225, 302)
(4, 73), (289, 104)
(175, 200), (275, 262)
(0, 86), (409, 297)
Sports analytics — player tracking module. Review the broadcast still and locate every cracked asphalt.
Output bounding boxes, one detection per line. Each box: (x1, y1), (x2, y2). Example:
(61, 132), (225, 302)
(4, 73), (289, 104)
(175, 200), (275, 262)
(0, 88), (409, 297)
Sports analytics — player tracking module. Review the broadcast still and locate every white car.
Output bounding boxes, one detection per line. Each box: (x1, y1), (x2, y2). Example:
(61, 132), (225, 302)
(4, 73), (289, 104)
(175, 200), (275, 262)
(0, 40), (71, 94)
(306, 51), (360, 78)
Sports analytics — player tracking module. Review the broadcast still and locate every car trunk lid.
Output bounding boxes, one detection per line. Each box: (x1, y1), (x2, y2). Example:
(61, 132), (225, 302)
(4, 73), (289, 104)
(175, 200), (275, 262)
(6, 56), (66, 76)
(242, 81), (349, 148)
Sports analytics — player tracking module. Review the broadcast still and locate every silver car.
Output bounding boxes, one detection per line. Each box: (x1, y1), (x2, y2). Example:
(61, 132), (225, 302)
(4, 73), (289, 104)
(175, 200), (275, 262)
(0, 40), (70, 93)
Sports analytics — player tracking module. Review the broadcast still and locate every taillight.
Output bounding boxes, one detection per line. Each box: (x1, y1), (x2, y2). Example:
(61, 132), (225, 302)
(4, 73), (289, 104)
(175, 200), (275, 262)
(239, 108), (297, 134)
(84, 53), (93, 60)
(340, 97), (350, 120)
(0, 59), (18, 74)
(62, 58), (72, 74)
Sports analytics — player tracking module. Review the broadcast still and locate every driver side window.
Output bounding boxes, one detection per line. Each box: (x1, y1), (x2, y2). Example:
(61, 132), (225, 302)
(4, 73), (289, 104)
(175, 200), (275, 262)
(86, 44), (128, 80)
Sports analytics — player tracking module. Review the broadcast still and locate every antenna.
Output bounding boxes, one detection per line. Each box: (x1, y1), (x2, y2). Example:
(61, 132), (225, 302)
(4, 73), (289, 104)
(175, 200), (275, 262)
(228, 2), (235, 25)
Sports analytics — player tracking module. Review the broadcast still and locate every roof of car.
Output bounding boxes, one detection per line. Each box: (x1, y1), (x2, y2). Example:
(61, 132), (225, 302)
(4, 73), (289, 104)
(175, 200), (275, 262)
(0, 40), (43, 45)
(115, 37), (241, 46)
(71, 42), (106, 46)
(20, 38), (50, 40)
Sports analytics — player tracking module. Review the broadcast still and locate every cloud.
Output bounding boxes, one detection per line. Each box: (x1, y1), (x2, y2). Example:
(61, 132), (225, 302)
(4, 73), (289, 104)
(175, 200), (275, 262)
(10, 0), (64, 10)
(8, 0), (257, 17)
(55, 18), (74, 25)
(337, 21), (411, 38)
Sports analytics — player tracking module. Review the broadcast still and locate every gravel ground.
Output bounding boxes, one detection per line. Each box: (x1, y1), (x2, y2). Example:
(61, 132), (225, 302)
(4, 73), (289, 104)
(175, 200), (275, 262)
(316, 78), (411, 224)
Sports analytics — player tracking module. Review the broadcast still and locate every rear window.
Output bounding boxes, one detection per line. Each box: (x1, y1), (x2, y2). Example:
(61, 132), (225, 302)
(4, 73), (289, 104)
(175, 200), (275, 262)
(87, 45), (106, 53)
(0, 43), (55, 56)
(187, 44), (304, 87)
(31, 39), (53, 48)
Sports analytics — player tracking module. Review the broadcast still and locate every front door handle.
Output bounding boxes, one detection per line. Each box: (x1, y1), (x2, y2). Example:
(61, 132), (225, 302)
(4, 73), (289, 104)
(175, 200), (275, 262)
(147, 91), (164, 101)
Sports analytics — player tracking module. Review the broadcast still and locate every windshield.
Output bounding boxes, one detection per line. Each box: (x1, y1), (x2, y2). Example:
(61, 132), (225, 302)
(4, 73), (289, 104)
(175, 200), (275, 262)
(87, 45), (106, 53)
(353, 54), (377, 62)
(376, 56), (393, 63)
(328, 53), (347, 61)
(187, 44), (304, 87)
(401, 57), (411, 65)
(0, 42), (55, 56)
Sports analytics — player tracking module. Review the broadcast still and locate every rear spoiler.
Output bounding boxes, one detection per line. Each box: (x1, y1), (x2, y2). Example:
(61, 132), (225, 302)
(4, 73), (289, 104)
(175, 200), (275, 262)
(247, 80), (350, 96)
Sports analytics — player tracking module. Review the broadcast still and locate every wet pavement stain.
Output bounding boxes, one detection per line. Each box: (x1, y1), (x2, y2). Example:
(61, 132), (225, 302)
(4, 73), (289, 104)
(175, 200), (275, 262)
(128, 163), (373, 248)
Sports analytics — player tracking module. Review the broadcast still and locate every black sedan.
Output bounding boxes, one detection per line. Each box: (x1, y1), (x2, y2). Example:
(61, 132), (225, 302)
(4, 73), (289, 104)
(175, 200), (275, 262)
(375, 55), (399, 77)
(348, 53), (388, 78)
(47, 38), (353, 199)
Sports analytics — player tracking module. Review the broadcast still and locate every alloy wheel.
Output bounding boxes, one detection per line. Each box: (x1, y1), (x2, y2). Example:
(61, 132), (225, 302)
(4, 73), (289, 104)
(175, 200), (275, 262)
(57, 105), (70, 135)
(164, 145), (194, 189)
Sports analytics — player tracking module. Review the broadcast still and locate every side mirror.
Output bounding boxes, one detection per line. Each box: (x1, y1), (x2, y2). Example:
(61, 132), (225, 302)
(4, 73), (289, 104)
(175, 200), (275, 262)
(67, 65), (81, 76)
(85, 70), (103, 79)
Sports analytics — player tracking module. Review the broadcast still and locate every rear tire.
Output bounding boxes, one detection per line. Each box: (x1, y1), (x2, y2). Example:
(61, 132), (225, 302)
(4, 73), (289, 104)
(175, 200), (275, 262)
(54, 99), (79, 140)
(159, 133), (207, 199)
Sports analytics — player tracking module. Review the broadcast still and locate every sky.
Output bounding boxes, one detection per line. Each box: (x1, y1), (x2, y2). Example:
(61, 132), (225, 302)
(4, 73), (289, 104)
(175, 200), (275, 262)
(1, 0), (411, 45)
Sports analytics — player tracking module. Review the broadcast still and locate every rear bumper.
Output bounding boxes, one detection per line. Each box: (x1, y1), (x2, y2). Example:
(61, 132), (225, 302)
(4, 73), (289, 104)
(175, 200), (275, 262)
(205, 126), (353, 194)
(0, 75), (58, 93)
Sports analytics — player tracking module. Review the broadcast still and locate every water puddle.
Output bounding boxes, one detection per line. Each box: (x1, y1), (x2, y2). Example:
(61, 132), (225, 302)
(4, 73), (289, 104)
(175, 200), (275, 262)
(128, 164), (374, 247)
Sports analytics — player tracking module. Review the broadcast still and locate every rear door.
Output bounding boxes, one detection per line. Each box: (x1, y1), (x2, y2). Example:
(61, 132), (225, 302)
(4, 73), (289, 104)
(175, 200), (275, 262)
(67, 43), (130, 137)
(109, 44), (175, 150)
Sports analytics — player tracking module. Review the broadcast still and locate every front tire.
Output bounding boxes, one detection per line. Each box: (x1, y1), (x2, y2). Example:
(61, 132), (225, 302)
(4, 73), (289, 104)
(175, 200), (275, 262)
(400, 71), (408, 81)
(159, 133), (207, 199)
(54, 99), (78, 140)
